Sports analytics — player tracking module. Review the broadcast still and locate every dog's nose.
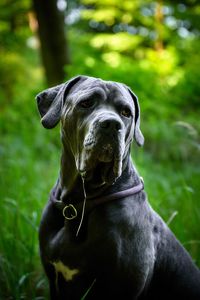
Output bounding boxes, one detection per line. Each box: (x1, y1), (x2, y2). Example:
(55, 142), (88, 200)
(99, 118), (122, 131)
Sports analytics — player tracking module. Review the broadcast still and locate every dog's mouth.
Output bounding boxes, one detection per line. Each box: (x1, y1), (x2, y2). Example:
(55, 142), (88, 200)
(80, 161), (115, 188)
(79, 141), (124, 188)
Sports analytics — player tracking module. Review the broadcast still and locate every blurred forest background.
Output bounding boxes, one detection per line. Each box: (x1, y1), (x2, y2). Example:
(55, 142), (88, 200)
(0, 0), (200, 298)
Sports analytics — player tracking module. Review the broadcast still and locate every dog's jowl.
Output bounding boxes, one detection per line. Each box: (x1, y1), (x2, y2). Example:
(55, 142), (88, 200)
(36, 76), (200, 300)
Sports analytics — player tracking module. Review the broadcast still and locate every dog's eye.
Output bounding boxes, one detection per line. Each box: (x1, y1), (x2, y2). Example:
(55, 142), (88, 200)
(121, 108), (131, 118)
(79, 99), (93, 108)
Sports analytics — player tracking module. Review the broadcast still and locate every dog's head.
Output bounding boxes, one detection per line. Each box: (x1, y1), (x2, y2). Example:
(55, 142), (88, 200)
(36, 76), (144, 185)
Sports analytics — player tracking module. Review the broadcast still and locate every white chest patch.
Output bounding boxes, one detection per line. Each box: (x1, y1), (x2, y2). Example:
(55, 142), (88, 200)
(52, 261), (80, 282)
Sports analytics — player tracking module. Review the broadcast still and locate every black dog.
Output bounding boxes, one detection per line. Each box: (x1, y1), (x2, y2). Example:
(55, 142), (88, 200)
(36, 76), (200, 299)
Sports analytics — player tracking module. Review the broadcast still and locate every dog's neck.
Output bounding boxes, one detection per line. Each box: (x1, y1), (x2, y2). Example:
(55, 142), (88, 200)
(59, 146), (141, 202)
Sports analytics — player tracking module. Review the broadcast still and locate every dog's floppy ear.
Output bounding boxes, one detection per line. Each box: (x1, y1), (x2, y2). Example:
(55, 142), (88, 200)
(36, 75), (86, 129)
(126, 87), (144, 146)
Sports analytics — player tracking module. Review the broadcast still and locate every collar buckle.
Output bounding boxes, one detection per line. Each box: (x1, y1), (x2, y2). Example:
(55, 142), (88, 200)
(62, 204), (77, 220)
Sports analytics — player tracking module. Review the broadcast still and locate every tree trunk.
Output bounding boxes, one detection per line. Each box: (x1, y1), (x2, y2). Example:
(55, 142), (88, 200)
(155, 0), (164, 52)
(33, 0), (70, 86)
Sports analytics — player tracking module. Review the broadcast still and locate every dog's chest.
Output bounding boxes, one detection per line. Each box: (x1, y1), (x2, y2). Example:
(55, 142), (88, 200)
(52, 261), (80, 282)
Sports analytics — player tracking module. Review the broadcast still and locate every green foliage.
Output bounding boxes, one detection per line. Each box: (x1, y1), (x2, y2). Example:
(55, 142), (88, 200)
(0, 0), (200, 298)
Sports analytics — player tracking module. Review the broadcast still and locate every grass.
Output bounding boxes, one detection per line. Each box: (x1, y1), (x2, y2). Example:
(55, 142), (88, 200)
(0, 31), (200, 298)
(0, 110), (53, 298)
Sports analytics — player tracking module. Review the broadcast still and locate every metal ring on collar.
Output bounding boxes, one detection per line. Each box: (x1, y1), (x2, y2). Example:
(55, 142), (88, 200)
(62, 204), (77, 220)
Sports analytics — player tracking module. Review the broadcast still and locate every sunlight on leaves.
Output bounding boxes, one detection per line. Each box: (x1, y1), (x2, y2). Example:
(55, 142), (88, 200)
(82, 8), (118, 26)
(91, 32), (142, 52)
(85, 56), (96, 67)
(102, 51), (121, 67)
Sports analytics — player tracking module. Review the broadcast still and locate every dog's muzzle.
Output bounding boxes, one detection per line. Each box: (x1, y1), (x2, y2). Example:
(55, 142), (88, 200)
(80, 115), (125, 185)
(94, 117), (123, 161)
